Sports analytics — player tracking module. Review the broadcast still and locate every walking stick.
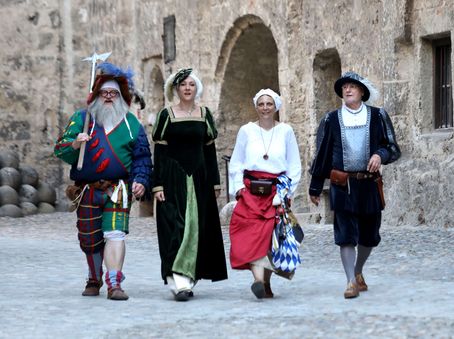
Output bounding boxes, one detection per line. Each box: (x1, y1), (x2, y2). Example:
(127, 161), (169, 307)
(76, 52), (111, 170)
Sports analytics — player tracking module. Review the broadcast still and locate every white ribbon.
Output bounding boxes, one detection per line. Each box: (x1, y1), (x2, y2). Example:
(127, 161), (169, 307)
(110, 179), (128, 208)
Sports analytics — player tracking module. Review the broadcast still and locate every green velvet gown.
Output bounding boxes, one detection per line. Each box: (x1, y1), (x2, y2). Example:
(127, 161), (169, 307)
(151, 107), (228, 283)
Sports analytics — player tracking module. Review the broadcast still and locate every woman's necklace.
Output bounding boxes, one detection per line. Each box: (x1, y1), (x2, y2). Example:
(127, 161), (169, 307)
(258, 120), (275, 160)
(181, 104), (196, 116)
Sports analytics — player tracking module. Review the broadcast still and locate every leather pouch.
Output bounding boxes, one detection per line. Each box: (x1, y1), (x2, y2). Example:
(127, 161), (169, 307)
(330, 169), (349, 186)
(249, 179), (273, 196)
(375, 176), (386, 208)
(65, 184), (82, 201)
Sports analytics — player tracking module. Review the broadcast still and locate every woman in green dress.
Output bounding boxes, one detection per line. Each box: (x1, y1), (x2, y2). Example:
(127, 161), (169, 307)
(152, 68), (228, 301)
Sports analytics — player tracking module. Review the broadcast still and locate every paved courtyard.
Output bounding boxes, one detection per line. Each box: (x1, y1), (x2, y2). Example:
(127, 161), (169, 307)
(0, 212), (453, 338)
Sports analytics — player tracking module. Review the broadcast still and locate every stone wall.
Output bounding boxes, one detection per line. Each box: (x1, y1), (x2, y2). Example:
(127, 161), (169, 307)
(0, 0), (453, 227)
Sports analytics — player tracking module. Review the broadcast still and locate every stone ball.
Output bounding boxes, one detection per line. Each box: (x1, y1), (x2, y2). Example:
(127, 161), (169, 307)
(19, 165), (39, 187)
(21, 201), (38, 216)
(38, 202), (55, 214)
(0, 167), (21, 190)
(0, 204), (24, 218)
(19, 184), (40, 205)
(0, 150), (20, 169)
(37, 182), (57, 205)
(0, 185), (20, 206)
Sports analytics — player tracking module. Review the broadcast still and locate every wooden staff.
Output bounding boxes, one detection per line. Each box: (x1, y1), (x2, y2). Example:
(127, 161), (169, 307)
(76, 52), (111, 170)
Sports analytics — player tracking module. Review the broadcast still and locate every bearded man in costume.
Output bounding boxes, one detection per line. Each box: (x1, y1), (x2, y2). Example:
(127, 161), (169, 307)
(54, 63), (152, 300)
(309, 71), (400, 299)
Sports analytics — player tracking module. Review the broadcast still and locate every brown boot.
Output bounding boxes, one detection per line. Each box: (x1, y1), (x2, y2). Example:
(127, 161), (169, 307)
(355, 273), (368, 292)
(82, 279), (103, 296)
(264, 282), (274, 298)
(107, 287), (129, 300)
(344, 282), (359, 299)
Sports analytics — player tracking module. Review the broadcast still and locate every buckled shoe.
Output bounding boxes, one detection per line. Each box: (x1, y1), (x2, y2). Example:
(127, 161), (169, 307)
(82, 279), (103, 296)
(344, 282), (359, 299)
(355, 273), (368, 292)
(107, 287), (129, 300)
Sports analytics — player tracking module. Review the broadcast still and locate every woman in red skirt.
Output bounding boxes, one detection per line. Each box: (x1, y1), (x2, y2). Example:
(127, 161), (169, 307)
(229, 88), (301, 299)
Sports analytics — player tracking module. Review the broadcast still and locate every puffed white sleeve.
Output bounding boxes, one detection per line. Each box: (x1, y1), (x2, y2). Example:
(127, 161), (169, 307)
(285, 126), (302, 197)
(228, 125), (247, 197)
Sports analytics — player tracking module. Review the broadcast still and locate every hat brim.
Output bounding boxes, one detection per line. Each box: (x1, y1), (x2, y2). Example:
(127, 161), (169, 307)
(334, 77), (370, 102)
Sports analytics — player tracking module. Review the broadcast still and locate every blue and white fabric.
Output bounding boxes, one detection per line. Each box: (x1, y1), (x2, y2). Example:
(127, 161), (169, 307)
(270, 174), (303, 274)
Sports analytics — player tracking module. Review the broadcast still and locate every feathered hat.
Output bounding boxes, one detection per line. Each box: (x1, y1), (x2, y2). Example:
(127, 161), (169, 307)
(164, 68), (203, 102)
(87, 62), (135, 105)
(334, 71), (379, 103)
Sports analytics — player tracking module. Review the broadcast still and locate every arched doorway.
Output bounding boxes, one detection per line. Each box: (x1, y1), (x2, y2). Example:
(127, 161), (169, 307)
(216, 15), (279, 203)
(313, 48), (341, 122)
(144, 63), (165, 133)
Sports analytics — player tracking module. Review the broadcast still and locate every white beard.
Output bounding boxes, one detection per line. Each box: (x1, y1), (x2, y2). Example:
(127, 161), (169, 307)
(89, 96), (129, 132)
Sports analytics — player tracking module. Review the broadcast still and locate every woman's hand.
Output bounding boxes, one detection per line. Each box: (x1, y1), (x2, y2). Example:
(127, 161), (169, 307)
(214, 189), (221, 199)
(310, 195), (320, 206)
(154, 191), (165, 202)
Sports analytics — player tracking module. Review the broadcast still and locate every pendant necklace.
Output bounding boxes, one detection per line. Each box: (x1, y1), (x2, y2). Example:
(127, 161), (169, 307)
(183, 104), (196, 116)
(259, 120), (275, 160)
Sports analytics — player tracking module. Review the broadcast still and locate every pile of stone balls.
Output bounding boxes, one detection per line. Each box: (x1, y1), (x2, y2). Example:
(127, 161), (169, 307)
(0, 150), (56, 218)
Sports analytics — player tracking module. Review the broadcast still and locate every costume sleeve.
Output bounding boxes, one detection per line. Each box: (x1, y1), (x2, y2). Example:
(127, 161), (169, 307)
(130, 125), (153, 195)
(151, 108), (170, 193)
(53, 110), (85, 164)
(204, 107), (221, 190)
(309, 113), (334, 197)
(376, 108), (401, 164)
(228, 125), (247, 196)
(285, 126), (302, 197)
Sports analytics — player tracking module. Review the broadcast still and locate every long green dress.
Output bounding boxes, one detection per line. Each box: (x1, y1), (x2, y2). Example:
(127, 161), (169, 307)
(152, 106), (228, 283)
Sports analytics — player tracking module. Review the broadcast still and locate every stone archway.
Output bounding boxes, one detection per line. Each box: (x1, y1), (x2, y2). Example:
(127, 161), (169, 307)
(311, 48), (341, 223)
(313, 48), (341, 123)
(215, 15), (279, 203)
(143, 63), (164, 132)
(131, 60), (164, 217)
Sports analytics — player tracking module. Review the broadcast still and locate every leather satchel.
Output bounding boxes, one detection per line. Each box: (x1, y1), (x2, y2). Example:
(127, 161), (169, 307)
(329, 169), (349, 186)
(249, 179), (273, 196)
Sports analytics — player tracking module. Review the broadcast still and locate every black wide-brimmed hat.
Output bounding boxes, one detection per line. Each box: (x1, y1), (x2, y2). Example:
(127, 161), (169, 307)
(334, 71), (377, 102)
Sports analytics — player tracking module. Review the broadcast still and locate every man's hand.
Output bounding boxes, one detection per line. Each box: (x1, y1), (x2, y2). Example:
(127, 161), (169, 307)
(154, 191), (165, 202)
(72, 133), (91, 149)
(310, 195), (320, 206)
(215, 189), (221, 199)
(367, 154), (382, 173)
(132, 182), (145, 199)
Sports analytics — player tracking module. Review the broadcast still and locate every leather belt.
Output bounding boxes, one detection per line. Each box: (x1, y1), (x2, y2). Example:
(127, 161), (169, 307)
(347, 172), (379, 180)
(243, 172), (277, 184)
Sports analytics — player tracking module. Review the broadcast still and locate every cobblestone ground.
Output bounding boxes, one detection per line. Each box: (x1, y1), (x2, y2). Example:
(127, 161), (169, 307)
(0, 212), (453, 339)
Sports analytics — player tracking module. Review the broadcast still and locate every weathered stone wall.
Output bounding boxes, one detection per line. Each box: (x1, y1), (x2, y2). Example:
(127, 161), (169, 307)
(0, 0), (453, 227)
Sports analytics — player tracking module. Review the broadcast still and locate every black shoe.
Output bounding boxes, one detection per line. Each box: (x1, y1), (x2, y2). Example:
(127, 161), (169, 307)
(251, 281), (265, 299)
(174, 290), (191, 302)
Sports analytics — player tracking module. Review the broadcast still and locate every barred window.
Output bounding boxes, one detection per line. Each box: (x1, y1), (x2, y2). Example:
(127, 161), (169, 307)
(434, 38), (452, 129)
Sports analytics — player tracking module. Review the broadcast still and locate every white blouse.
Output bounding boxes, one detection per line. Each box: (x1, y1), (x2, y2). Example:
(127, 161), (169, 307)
(228, 122), (302, 197)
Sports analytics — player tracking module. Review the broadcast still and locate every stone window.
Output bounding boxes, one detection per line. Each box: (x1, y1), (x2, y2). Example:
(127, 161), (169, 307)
(433, 38), (452, 129)
(163, 15), (176, 63)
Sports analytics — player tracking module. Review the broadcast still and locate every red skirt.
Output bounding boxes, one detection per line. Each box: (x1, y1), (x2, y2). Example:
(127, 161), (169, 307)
(229, 171), (278, 269)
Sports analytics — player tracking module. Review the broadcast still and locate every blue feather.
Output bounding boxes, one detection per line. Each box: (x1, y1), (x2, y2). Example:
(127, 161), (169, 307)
(96, 62), (135, 90)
